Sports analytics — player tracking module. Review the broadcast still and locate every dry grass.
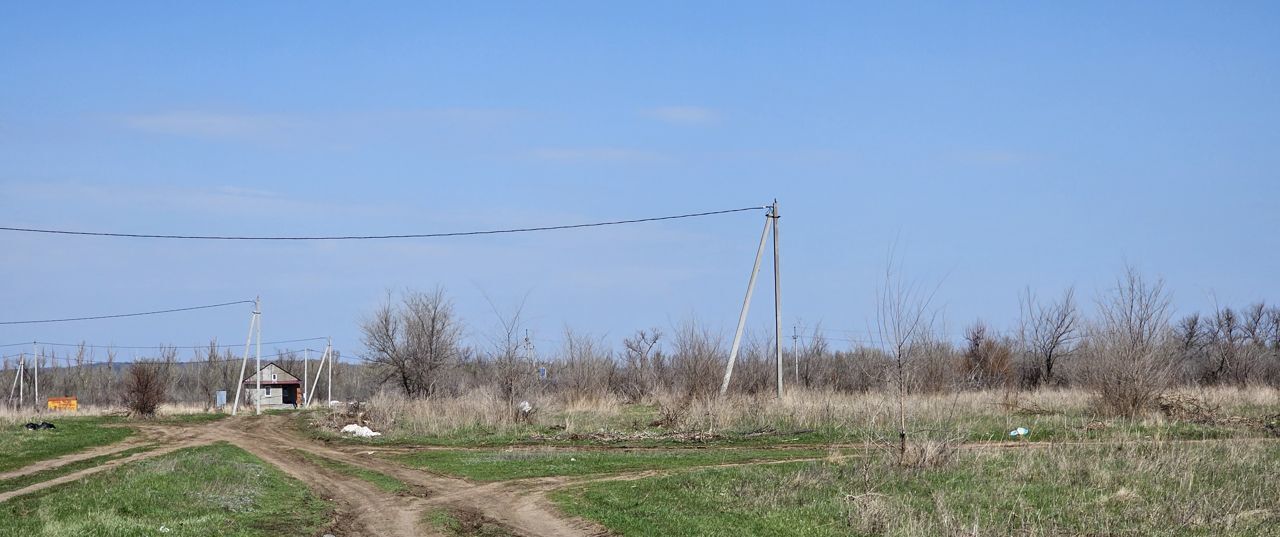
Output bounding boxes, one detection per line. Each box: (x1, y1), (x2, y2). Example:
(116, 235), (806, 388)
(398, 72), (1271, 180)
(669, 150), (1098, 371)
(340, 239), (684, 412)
(338, 385), (1279, 445)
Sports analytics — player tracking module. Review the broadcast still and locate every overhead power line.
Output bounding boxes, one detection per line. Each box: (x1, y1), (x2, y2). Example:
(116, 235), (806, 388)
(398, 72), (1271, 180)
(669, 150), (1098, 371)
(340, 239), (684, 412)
(0, 206), (767, 241)
(0, 337), (327, 350)
(0, 299), (255, 325)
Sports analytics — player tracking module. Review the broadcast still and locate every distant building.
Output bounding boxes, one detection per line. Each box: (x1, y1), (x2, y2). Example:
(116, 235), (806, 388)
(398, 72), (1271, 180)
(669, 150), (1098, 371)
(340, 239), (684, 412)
(242, 362), (303, 408)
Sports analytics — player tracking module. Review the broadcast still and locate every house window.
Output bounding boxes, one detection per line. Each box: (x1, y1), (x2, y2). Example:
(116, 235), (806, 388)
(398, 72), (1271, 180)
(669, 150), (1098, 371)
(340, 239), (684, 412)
(271, 374), (277, 381)
(266, 387), (272, 396)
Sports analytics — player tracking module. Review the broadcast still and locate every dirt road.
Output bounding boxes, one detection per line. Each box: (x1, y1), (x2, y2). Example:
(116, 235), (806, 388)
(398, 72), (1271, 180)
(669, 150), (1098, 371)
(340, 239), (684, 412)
(2, 416), (606, 536)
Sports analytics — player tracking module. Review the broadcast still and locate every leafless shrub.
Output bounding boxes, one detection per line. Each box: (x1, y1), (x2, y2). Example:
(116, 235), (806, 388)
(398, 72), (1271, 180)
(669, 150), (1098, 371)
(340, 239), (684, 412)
(669, 320), (725, 398)
(555, 329), (615, 402)
(961, 322), (1012, 389)
(616, 329), (664, 402)
(1083, 267), (1175, 417)
(123, 360), (168, 419)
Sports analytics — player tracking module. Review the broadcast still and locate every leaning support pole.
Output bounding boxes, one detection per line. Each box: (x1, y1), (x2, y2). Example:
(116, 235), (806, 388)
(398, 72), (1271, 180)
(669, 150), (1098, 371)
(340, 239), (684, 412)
(772, 200), (783, 399)
(231, 298), (260, 416)
(720, 213), (773, 396)
(305, 343), (329, 407)
(9, 354), (22, 409)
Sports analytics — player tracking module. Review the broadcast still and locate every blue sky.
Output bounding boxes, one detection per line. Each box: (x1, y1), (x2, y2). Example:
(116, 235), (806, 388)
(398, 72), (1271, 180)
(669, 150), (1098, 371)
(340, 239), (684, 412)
(2, 2), (1278, 361)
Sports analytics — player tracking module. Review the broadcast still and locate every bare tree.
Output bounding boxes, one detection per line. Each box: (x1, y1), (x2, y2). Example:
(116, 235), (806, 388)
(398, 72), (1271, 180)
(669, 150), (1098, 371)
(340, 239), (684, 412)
(1085, 267), (1174, 417)
(123, 360), (168, 418)
(874, 258), (941, 464)
(556, 329), (615, 401)
(361, 288), (466, 398)
(961, 321), (1012, 389)
(1019, 286), (1079, 386)
(618, 329), (663, 401)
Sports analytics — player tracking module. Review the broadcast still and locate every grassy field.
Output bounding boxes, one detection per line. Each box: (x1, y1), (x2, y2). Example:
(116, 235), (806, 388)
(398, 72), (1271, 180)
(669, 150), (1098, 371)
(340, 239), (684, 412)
(292, 449), (410, 493)
(394, 446), (829, 481)
(314, 388), (1276, 450)
(552, 441), (1280, 536)
(0, 416), (133, 473)
(0, 442), (331, 537)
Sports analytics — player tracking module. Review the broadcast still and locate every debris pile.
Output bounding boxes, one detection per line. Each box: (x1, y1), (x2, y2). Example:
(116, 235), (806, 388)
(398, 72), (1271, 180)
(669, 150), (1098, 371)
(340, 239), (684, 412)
(1156, 393), (1219, 424)
(23, 421), (56, 430)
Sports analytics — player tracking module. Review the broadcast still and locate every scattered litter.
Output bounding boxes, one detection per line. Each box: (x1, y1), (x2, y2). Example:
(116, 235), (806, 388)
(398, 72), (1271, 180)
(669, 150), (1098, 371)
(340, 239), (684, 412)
(340, 424), (382, 437)
(517, 400), (533, 413)
(1008, 427), (1029, 438)
(23, 422), (55, 431)
(158, 526), (171, 533)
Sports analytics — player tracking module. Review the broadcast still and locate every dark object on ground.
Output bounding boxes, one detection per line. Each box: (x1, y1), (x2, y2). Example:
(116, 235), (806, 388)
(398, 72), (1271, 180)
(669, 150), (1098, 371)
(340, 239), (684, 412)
(23, 422), (55, 430)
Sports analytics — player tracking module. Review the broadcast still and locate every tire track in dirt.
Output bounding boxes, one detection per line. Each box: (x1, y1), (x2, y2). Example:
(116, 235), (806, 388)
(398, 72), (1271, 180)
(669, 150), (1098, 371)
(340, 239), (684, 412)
(207, 417), (435, 537)
(256, 417), (605, 537)
(0, 436), (152, 481)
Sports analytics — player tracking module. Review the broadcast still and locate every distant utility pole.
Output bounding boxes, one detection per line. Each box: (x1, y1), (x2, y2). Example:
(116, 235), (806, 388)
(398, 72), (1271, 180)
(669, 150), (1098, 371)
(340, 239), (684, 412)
(326, 337), (332, 405)
(720, 200), (784, 399)
(303, 348), (309, 405)
(792, 323), (799, 385)
(231, 297), (261, 416)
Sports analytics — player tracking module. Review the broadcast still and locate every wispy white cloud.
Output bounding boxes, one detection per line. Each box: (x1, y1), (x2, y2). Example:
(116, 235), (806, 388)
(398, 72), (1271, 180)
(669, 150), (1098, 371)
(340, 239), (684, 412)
(643, 106), (718, 126)
(527, 147), (671, 163)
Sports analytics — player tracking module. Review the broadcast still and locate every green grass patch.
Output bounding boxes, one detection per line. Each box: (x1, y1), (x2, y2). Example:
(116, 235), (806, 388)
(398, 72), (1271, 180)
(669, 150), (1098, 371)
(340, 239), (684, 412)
(395, 447), (828, 481)
(0, 416), (133, 473)
(291, 449), (408, 493)
(0, 442), (331, 536)
(553, 441), (1280, 536)
(424, 508), (516, 536)
(0, 444), (156, 494)
(151, 412), (230, 425)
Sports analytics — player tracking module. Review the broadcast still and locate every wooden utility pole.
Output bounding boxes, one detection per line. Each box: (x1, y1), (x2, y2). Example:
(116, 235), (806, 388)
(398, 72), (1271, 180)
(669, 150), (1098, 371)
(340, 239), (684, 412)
(231, 297), (260, 416)
(326, 337), (332, 405)
(33, 343), (39, 409)
(720, 209), (773, 396)
(303, 348), (309, 406)
(772, 200), (782, 399)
